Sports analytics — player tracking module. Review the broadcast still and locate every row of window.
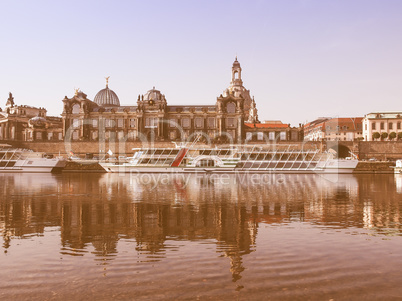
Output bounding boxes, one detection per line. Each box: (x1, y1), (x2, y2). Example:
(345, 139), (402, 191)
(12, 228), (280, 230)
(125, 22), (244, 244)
(70, 130), (223, 141)
(326, 125), (359, 130)
(73, 118), (136, 129)
(69, 130), (289, 141)
(369, 122), (402, 130)
(328, 132), (362, 136)
(25, 132), (63, 141)
(71, 117), (238, 130)
(246, 132), (287, 141)
(71, 103), (235, 114)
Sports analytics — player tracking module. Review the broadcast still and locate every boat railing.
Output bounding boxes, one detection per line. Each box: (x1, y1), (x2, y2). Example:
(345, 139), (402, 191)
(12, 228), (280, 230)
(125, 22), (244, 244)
(0, 148), (25, 170)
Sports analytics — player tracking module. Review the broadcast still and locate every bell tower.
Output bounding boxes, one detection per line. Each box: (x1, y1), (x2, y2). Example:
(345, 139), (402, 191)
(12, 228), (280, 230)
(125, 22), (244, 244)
(231, 56), (243, 86)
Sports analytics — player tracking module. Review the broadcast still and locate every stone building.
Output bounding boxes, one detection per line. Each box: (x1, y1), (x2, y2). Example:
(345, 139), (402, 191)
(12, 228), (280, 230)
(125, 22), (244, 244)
(363, 112), (402, 141)
(0, 93), (63, 142)
(222, 57), (253, 120)
(1, 58), (303, 146)
(61, 81), (244, 144)
(61, 58), (301, 145)
(304, 117), (363, 141)
(245, 121), (302, 142)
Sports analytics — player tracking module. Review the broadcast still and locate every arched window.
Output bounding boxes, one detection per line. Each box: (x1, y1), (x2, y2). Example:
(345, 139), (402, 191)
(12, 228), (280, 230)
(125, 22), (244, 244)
(226, 102), (236, 114)
(234, 71), (239, 79)
(72, 104), (80, 114)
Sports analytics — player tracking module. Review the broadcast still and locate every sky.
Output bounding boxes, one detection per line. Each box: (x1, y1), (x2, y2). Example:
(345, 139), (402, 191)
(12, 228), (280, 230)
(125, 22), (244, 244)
(1, 0), (401, 126)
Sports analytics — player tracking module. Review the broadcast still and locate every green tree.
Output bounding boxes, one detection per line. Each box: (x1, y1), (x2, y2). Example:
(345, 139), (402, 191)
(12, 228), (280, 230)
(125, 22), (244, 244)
(381, 132), (388, 140)
(398, 132), (402, 140)
(389, 132), (397, 140)
(372, 132), (380, 140)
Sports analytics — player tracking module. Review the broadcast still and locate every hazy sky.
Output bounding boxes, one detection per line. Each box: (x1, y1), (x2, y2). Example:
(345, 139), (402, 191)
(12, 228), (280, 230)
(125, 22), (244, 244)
(1, 0), (401, 126)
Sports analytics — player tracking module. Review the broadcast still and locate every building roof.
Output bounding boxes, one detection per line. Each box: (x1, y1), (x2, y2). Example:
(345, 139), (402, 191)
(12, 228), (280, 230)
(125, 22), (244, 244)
(92, 106), (137, 113)
(365, 112), (402, 119)
(304, 117), (363, 133)
(325, 117), (363, 130)
(94, 84), (120, 107)
(245, 123), (289, 129)
(143, 87), (164, 101)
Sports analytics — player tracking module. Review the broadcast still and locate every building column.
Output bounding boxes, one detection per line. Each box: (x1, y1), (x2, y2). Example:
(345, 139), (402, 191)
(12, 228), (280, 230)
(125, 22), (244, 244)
(5, 122), (9, 140)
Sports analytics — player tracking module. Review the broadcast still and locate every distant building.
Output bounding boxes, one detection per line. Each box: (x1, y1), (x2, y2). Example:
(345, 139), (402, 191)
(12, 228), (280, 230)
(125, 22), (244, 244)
(61, 77), (245, 144)
(304, 117), (363, 141)
(0, 93), (62, 142)
(2, 59), (303, 145)
(61, 59), (301, 144)
(223, 57), (254, 120)
(363, 112), (402, 141)
(245, 121), (302, 142)
(303, 117), (331, 141)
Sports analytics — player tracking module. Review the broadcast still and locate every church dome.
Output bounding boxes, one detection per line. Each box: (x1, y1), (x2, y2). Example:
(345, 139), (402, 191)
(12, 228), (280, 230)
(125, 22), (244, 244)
(143, 87), (163, 101)
(233, 56), (241, 67)
(94, 78), (120, 107)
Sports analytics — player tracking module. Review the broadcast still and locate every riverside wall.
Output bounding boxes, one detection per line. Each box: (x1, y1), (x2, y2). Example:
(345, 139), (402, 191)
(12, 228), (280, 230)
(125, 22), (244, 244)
(3, 140), (402, 161)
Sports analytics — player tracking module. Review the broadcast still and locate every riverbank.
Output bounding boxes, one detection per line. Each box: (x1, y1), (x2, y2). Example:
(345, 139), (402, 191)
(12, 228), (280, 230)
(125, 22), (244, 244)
(353, 161), (394, 173)
(61, 161), (395, 173)
(62, 161), (105, 172)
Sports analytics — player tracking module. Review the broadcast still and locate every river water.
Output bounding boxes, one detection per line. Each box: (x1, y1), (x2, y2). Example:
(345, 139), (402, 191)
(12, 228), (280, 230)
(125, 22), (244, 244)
(1, 172), (402, 300)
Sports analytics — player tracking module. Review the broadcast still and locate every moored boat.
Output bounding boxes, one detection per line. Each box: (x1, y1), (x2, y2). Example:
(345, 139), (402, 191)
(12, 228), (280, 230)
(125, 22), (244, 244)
(99, 144), (358, 174)
(0, 144), (66, 172)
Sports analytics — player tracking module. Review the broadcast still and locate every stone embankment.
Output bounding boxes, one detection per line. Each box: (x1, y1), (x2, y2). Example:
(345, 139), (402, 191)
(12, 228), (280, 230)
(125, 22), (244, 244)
(62, 161), (105, 172)
(353, 162), (394, 173)
(61, 161), (395, 173)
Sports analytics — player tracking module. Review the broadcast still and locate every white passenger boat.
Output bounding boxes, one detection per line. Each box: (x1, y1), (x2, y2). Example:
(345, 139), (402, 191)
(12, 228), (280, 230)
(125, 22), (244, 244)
(99, 143), (358, 174)
(0, 144), (66, 172)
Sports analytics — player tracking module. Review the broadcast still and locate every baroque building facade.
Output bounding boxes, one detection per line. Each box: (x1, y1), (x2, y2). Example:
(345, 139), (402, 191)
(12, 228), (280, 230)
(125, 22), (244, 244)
(0, 93), (63, 142)
(1, 58), (302, 146)
(61, 59), (300, 145)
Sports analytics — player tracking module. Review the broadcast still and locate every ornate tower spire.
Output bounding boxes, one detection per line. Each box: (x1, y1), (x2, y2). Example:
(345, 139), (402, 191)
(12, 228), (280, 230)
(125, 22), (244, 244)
(105, 76), (110, 88)
(247, 96), (260, 123)
(231, 57), (243, 86)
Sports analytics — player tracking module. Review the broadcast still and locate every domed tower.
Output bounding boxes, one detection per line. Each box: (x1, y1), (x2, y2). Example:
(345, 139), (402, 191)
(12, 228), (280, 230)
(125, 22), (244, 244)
(94, 77), (120, 107)
(137, 87), (167, 111)
(143, 87), (164, 104)
(231, 56), (243, 87)
(136, 87), (168, 141)
(223, 57), (253, 119)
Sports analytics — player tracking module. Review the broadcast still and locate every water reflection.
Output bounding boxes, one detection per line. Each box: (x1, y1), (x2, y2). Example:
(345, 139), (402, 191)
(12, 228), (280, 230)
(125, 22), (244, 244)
(1, 172), (402, 282)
